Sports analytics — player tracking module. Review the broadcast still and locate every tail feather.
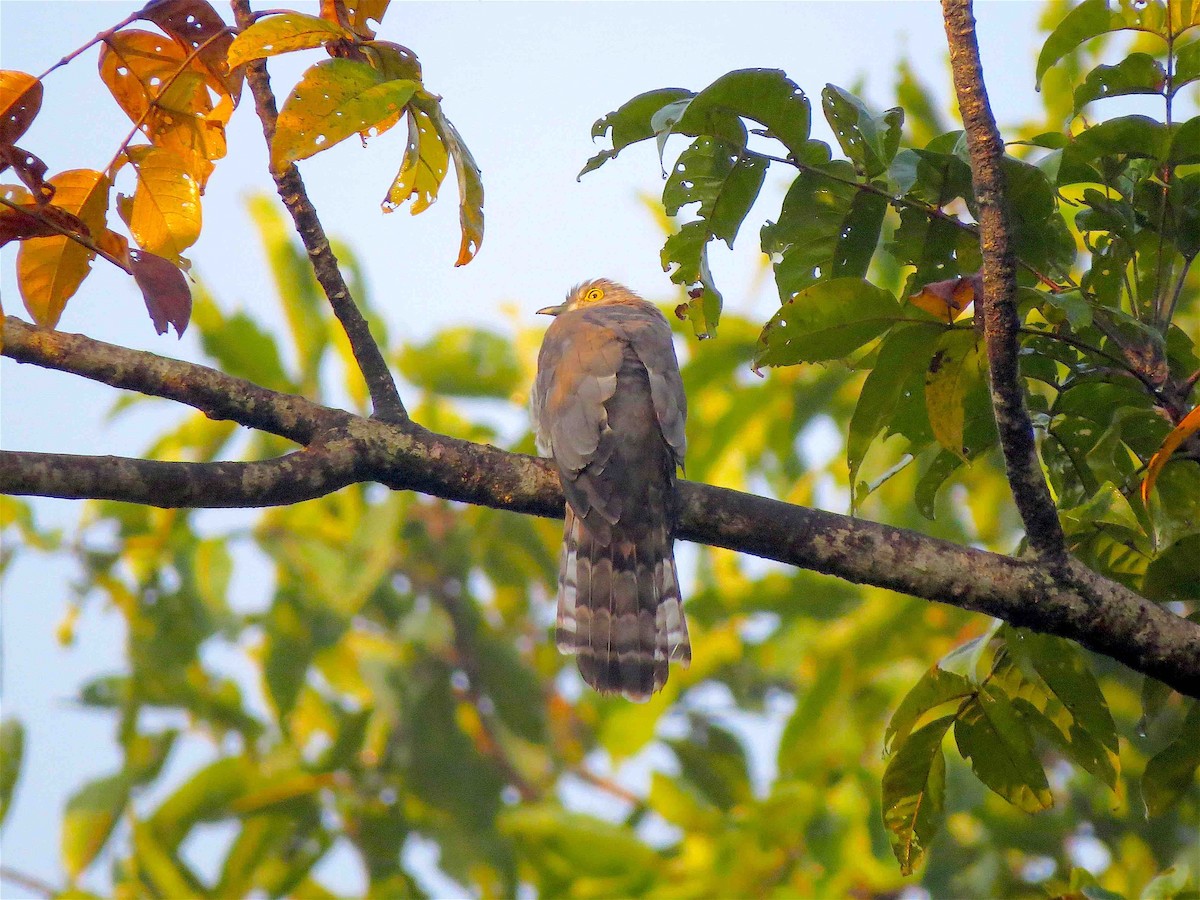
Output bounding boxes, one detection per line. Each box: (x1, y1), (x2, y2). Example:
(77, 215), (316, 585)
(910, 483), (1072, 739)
(555, 513), (687, 701)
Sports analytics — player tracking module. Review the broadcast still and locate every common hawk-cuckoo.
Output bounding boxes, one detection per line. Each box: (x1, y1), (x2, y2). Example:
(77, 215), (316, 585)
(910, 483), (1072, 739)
(532, 279), (690, 700)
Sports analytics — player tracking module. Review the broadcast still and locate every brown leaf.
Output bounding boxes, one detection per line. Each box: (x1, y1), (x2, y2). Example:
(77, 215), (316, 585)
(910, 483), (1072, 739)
(909, 273), (981, 323)
(0, 193), (91, 248)
(130, 248), (191, 336)
(0, 70), (42, 145)
(137, 0), (241, 104)
(0, 143), (53, 203)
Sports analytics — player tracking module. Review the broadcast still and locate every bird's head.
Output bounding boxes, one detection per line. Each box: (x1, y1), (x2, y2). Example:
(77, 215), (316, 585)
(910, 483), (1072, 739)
(537, 278), (642, 316)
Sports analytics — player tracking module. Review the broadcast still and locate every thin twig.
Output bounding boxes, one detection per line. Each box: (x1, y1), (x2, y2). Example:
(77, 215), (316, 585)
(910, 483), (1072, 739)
(35, 10), (142, 81)
(1163, 254), (1194, 324)
(0, 866), (57, 899)
(0, 195), (130, 272)
(229, 0), (408, 424)
(942, 0), (1067, 562)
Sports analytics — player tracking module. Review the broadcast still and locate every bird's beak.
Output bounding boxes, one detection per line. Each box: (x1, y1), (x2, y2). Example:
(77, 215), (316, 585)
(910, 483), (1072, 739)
(536, 303), (566, 316)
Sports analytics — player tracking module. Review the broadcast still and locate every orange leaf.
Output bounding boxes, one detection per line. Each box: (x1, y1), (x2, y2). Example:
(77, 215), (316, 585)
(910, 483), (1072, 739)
(0, 70), (42, 145)
(0, 184), (91, 247)
(98, 30), (228, 187)
(137, 0), (241, 104)
(0, 143), (53, 203)
(909, 273), (981, 323)
(16, 170), (111, 327)
(1142, 404), (1200, 505)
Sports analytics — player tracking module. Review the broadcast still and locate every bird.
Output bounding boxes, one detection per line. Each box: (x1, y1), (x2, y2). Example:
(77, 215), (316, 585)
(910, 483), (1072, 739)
(531, 278), (690, 701)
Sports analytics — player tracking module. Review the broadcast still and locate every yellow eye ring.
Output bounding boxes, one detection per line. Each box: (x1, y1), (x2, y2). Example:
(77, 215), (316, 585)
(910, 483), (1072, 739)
(584, 288), (604, 302)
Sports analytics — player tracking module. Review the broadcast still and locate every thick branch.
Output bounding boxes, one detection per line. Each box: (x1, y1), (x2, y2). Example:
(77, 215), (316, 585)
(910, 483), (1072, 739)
(229, 0), (407, 424)
(942, 0), (1067, 561)
(0, 442), (361, 507)
(3, 318), (1198, 698)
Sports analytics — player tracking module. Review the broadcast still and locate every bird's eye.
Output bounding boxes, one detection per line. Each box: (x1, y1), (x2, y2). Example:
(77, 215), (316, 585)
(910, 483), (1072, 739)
(584, 288), (604, 302)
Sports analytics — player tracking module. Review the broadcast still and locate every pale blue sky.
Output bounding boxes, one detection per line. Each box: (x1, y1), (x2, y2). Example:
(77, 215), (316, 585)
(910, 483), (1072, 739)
(1, 1), (1046, 894)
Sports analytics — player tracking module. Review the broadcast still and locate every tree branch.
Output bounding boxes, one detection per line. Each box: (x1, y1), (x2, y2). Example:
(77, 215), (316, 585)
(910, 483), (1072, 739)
(228, 0), (407, 425)
(3, 317), (1198, 698)
(941, 0), (1067, 562)
(0, 441), (361, 508)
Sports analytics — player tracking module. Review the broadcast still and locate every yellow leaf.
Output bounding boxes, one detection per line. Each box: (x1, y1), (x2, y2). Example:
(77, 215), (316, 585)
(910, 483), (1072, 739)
(342, 0), (391, 38)
(0, 70), (42, 144)
(382, 107), (447, 214)
(271, 59), (416, 170)
(1142, 404), (1200, 505)
(16, 169), (111, 327)
(225, 12), (351, 70)
(925, 328), (982, 460)
(122, 146), (201, 260)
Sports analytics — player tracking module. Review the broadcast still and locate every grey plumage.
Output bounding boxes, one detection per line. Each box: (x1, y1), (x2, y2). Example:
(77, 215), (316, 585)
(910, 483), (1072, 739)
(532, 279), (690, 700)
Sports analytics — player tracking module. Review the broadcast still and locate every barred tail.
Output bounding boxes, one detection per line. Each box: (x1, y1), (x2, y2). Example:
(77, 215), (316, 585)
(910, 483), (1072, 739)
(555, 508), (689, 701)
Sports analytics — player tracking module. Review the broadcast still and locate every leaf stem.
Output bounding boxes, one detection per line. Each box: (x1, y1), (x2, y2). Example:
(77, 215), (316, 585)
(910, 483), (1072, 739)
(35, 10), (142, 81)
(0, 195), (131, 273)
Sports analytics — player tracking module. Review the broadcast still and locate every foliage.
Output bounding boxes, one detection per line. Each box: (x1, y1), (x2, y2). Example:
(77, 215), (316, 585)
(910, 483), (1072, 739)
(1, 0), (1199, 898)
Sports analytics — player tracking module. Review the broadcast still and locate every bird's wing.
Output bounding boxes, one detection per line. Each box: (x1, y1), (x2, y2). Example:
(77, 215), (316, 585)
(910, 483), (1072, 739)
(612, 305), (687, 468)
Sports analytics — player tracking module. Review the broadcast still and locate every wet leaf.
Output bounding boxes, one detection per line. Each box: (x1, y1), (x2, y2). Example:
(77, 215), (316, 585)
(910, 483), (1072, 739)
(16, 169), (111, 327)
(272, 59), (416, 170)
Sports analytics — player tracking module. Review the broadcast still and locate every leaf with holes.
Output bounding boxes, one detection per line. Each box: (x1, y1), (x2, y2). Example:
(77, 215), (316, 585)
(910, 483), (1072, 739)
(0, 70), (41, 145)
(579, 88), (694, 178)
(119, 145), (201, 261)
(0, 184), (91, 247)
(272, 59), (416, 170)
(16, 169), (111, 327)
(821, 84), (903, 178)
(138, 0), (240, 102)
(754, 278), (900, 369)
(226, 12), (351, 70)
(409, 92), (484, 266)
(662, 136), (766, 247)
(1073, 53), (1166, 115)
(383, 106), (448, 215)
(882, 714), (953, 876)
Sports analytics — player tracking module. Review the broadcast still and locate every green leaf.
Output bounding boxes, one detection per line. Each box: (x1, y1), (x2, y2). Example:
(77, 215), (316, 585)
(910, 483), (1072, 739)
(1175, 38), (1200, 91)
(915, 449), (964, 519)
(954, 684), (1053, 813)
(225, 12), (351, 69)
(62, 772), (132, 879)
(924, 328), (983, 460)
(272, 59), (417, 169)
(665, 69), (811, 159)
(1073, 115), (1171, 163)
(398, 326), (522, 398)
(1140, 863), (1198, 900)
(0, 718), (24, 827)
(1037, 0), (1174, 87)
(1073, 54), (1166, 115)
(778, 660), (844, 777)
(882, 714), (953, 875)
(669, 719), (752, 811)
(193, 296), (295, 393)
(662, 136), (767, 246)
(847, 323), (942, 488)
(149, 757), (253, 851)
(885, 665), (975, 753)
(579, 88), (693, 178)
(661, 220), (724, 338)
(821, 84), (903, 178)
(1142, 701), (1200, 816)
(132, 818), (207, 899)
(754, 278), (901, 369)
